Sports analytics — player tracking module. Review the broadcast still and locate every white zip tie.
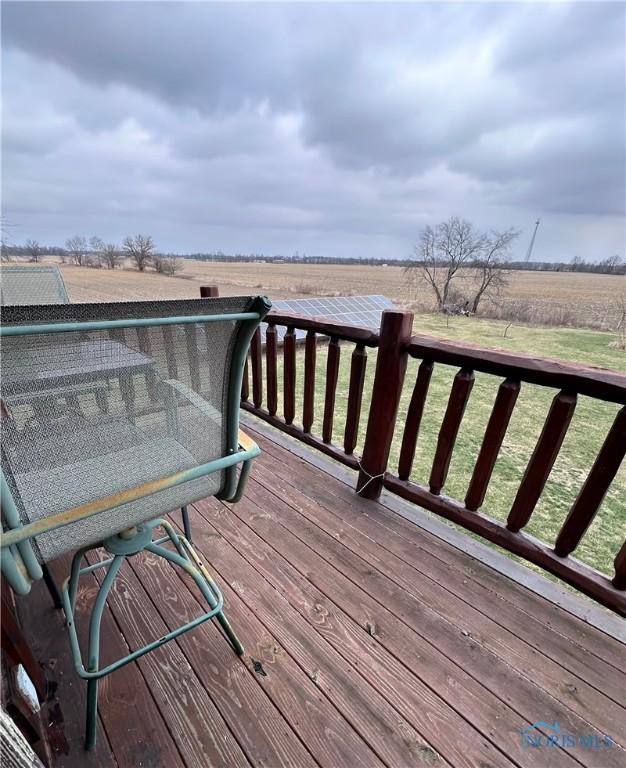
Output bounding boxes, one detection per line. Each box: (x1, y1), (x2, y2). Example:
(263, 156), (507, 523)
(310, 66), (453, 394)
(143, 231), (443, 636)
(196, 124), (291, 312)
(356, 461), (385, 495)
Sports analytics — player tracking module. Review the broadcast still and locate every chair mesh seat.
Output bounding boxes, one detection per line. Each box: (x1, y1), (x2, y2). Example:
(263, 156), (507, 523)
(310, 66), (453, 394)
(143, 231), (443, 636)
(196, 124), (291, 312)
(1, 297), (257, 562)
(11, 429), (221, 562)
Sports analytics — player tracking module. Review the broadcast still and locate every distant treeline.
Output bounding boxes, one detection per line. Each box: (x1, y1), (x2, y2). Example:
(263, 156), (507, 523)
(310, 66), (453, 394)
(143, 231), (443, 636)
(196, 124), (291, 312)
(3, 245), (624, 275)
(169, 252), (626, 274)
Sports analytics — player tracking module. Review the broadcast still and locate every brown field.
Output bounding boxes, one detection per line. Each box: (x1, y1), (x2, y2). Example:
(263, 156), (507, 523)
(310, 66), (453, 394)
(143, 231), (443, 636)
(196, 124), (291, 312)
(12, 257), (622, 331)
(2, 257), (624, 576)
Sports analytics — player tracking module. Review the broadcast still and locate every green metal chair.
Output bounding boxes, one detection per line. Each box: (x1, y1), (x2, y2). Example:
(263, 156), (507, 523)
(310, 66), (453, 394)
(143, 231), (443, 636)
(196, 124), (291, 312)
(1, 264), (72, 609)
(0, 296), (270, 749)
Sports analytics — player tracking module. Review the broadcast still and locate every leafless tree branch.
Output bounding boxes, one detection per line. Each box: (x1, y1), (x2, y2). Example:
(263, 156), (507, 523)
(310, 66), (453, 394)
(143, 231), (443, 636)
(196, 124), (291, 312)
(123, 234), (155, 272)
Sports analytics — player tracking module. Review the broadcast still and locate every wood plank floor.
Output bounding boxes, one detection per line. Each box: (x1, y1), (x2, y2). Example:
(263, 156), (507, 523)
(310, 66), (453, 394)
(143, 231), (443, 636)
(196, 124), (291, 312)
(15, 424), (626, 768)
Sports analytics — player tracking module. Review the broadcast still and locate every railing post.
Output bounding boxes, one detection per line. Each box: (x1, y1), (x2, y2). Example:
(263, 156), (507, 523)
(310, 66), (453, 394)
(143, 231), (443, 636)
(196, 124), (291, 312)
(356, 310), (413, 499)
(199, 285), (219, 297)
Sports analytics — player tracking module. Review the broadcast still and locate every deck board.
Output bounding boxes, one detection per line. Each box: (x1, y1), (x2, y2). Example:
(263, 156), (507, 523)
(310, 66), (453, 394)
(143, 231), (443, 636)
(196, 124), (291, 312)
(255, 430), (626, 658)
(251, 442), (626, 709)
(195, 494), (508, 768)
(129, 545), (380, 768)
(47, 558), (186, 768)
(253, 452), (624, 702)
(12, 424), (626, 768)
(127, 549), (317, 768)
(14, 574), (116, 768)
(85, 550), (252, 768)
(218, 485), (604, 768)
(177, 507), (450, 768)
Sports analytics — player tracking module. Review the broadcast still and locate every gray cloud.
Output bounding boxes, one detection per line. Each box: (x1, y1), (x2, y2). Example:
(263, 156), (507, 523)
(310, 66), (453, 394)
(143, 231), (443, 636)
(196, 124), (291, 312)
(2, 1), (624, 260)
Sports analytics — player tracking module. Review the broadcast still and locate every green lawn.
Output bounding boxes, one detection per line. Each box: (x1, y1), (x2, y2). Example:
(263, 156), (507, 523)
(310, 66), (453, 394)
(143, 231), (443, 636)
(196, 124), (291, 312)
(271, 314), (625, 577)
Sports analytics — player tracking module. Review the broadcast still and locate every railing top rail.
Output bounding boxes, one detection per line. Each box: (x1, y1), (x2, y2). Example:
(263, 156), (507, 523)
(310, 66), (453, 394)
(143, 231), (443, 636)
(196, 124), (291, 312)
(266, 311), (381, 347)
(407, 334), (626, 404)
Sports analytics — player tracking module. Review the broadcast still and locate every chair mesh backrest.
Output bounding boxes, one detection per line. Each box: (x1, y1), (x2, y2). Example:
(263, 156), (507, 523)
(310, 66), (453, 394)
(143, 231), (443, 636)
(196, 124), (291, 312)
(1, 265), (70, 305)
(1, 297), (258, 561)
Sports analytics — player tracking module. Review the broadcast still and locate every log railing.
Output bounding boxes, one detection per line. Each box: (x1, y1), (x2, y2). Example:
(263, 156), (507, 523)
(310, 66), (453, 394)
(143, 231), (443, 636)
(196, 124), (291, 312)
(210, 287), (625, 614)
(383, 330), (626, 615)
(240, 312), (380, 471)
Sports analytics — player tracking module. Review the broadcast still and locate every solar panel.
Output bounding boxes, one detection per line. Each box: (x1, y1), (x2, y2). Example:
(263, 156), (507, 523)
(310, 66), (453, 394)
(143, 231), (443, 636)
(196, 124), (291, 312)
(260, 295), (396, 343)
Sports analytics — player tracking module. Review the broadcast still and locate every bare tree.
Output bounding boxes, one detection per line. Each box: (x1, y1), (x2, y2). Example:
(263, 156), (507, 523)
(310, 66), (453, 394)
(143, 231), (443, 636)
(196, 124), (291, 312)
(25, 239), (42, 262)
(164, 257), (183, 276)
(600, 255), (622, 275)
(406, 225), (440, 305)
(569, 255), (587, 273)
(102, 243), (122, 269)
(153, 254), (184, 277)
(65, 236), (88, 265)
(469, 228), (519, 314)
(407, 217), (486, 311)
(123, 234), (155, 272)
(89, 236), (105, 267)
(1, 217), (12, 261)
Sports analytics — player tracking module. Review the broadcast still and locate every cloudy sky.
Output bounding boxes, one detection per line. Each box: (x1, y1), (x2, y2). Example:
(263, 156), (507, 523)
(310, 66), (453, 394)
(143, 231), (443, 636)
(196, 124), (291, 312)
(2, 1), (624, 261)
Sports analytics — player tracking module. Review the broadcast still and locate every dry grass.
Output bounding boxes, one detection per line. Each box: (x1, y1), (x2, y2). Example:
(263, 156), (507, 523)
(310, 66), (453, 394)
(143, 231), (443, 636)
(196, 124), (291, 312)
(38, 257), (625, 331)
(276, 324), (624, 579)
(4, 257), (624, 580)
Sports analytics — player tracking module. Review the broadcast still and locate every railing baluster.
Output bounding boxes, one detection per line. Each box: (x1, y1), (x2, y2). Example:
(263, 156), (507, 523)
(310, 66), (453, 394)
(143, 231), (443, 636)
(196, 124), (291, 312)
(507, 391), (577, 532)
(284, 326), (296, 425)
(199, 285), (219, 399)
(137, 327), (158, 402)
(465, 378), (520, 511)
(322, 338), (340, 444)
(235, 307), (626, 612)
(555, 406), (626, 557)
(613, 541), (626, 590)
(250, 327), (262, 409)
(136, 327), (151, 356)
(343, 344), (367, 455)
(398, 359), (433, 481)
(163, 326), (178, 378)
(266, 324), (278, 416)
(303, 331), (316, 434)
(109, 327), (137, 419)
(184, 325), (201, 392)
(429, 368), (475, 495)
(241, 358), (250, 402)
(358, 310), (414, 499)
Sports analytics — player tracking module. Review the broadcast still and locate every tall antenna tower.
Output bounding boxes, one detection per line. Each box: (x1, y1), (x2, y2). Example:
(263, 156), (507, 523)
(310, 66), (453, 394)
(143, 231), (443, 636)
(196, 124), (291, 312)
(524, 219), (540, 263)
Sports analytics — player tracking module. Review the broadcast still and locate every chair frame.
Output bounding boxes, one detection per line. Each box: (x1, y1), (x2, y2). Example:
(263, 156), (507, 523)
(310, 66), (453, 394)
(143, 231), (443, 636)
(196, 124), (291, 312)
(0, 297), (271, 749)
(63, 518), (243, 749)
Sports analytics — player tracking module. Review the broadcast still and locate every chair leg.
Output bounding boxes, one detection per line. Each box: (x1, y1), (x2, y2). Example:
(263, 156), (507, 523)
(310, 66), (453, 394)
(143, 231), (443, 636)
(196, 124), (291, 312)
(41, 562), (63, 609)
(158, 522), (244, 657)
(61, 523), (242, 752)
(181, 505), (192, 542)
(215, 610), (244, 656)
(84, 555), (124, 751)
(85, 678), (99, 752)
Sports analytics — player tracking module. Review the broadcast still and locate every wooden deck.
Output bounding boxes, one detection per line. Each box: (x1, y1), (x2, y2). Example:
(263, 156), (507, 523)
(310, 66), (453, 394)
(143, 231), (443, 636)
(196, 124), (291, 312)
(15, 423), (626, 768)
